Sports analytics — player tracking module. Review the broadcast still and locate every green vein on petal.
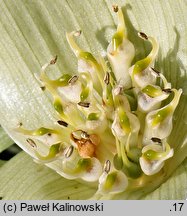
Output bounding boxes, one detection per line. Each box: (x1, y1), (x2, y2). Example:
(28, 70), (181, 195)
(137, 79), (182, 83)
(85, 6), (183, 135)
(0, 0), (186, 199)
(0, 152), (96, 200)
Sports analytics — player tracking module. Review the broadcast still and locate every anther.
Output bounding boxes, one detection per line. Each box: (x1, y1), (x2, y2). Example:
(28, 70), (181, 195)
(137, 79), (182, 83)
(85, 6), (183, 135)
(81, 131), (90, 139)
(112, 4), (119, 13)
(71, 130), (82, 140)
(138, 32), (148, 40)
(151, 137), (162, 144)
(162, 88), (172, 94)
(73, 30), (82, 37)
(50, 55), (58, 65)
(19, 122), (23, 127)
(57, 120), (68, 127)
(151, 67), (160, 76)
(64, 146), (74, 158)
(104, 72), (110, 85)
(126, 86), (135, 90)
(26, 138), (36, 148)
(40, 86), (46, 91)
(78, 101), (90, 108)
(104, 160), (111, 173)
(68, 75), (79, 85)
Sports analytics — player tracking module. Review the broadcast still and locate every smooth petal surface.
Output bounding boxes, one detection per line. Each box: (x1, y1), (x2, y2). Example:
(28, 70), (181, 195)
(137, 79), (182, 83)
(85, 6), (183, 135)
(0, 152), (96, 200)
(0, 127), (14, 153)
(0, 0), (186, 199)
(142, 158), (187, 200)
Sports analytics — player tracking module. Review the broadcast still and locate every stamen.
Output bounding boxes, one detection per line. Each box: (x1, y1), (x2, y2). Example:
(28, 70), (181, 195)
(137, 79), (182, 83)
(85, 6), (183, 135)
(151, 137), (162, 144)
(68, 75), (79, 85)
(104, 160), (111, 173)
(50, 55), (58, 65)
(57, 120), (68, 127)
(78, 101), (90, 108)
(81, 131), (90, 139)
(112, 4), (119, 13)
(151, 67), (160, 76)
(138, 32), (148, 40)
(26, 138), (36, 148)
(162, 88), (172, 94)
(104, 72), (110, 85)
(19, 122), (23, 127)
(64, 146), (74, 158)
(40, 86), (46, 91)
(71, 130), (82, 140)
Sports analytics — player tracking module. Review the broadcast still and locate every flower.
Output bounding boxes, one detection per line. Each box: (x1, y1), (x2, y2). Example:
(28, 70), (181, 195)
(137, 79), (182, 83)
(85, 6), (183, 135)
(0, 2), (185, 200)
(0, 0), (187, 199)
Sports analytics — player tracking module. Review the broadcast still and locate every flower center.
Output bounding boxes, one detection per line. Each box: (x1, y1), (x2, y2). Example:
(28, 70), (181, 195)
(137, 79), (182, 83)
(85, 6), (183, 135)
(71, 130), (99, 158)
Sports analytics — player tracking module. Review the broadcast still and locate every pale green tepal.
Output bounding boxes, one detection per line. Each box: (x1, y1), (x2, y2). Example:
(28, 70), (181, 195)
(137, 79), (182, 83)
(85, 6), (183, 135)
(0, 0), (186, 200)
(11, 7), (182, 198)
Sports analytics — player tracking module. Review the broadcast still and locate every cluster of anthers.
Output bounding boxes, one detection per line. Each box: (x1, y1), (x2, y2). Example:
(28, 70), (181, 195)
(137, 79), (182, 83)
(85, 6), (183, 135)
(16, 6), (182, 196)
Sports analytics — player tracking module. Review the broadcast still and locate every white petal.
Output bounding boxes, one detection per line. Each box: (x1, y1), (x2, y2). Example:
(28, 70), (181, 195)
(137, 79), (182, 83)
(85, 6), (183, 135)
(78, 59), (94, 74)
(98, 170), (128, 195)
(34, 133), (62, 146)
(138, 92), (169, 113)
(86, 118), (107, 133)
(111, 113), (124, 137)
(139, 157), (164, 175)
(112, 111), (140, 148)
(81, 158), (102, 182)
(129, 66), (157, 89)
(107, 39), (135, 87)
(58, 82), (82, 103)
(143, 112), (173, 146)
(140, 145), (174, 175)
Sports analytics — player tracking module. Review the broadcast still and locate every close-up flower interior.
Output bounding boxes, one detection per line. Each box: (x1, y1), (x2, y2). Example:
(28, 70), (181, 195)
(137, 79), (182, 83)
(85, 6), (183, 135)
(0, 0), (187, 200)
